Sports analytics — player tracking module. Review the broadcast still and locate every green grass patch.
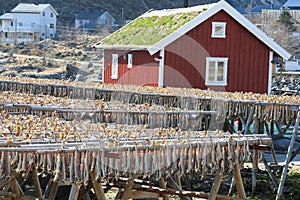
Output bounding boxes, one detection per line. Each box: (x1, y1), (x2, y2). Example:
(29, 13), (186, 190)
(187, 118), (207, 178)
(100, 10), (202, 46)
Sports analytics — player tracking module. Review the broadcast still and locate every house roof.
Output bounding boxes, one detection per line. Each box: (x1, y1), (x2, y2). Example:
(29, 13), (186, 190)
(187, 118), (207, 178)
(250, 5), (281, 13)
(0, 13), (14, 20)
(283, 0), (300, 8)
(96, 3), (214, 49)
(76, 11), (106, 20)
(11, 3), (58, 15)
(235, 7), (247, 15)
(96, 0), (291, 60)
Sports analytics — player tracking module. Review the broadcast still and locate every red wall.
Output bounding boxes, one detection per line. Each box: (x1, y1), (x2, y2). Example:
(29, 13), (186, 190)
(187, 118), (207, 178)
(164, 10), (270, 93)
(104, 50), (159, 86)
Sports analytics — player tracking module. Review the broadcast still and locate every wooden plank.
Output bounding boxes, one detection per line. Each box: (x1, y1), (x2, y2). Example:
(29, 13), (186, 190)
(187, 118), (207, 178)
(115, 180), (245, 200)
(130, 191), (161, 198)
(233, 164), (246, 199)
(208, 172), (223, 200)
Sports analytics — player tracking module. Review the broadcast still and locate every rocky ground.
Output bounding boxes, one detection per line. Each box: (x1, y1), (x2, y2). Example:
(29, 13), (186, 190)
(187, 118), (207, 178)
(0, 34), (103, 82)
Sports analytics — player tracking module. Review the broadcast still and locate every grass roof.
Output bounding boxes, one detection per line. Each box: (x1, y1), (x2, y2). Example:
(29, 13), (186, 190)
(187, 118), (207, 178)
(98, 6), (209, 47)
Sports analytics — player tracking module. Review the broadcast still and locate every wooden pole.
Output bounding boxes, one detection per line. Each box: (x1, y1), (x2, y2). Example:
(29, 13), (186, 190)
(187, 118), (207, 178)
(48, 180), (59, 200)
(175, 171), (182, 188)
(208, 172), (223, 200)
(264, 121), (278, 165)
(121, 177), (135, 200)
(228, 176), (235, 196)
(68, 182), (81, 200)
(166, 177), (190, 200)
(158, 177), (169, 200)
(252, 150), (257, 193)
(0, 177), (10, 190)
(10, 176), (20, 195)
(89, 170), (106, 200)
(233, 164), (246, 199)
(31, 164), (43, 198)
(276, 110), (300, 200)
(262, 156), (279, 190)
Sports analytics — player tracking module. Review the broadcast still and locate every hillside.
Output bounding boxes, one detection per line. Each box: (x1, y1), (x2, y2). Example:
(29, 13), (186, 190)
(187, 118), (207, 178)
(0, 0), (287, 26)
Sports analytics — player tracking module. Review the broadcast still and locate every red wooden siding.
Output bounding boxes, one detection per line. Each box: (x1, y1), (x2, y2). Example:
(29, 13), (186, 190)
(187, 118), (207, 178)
(165, 10), (270, 93)
(104, 50), (159, 86)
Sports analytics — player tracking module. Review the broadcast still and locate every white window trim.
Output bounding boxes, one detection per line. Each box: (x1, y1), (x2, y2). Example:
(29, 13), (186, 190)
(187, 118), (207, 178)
(205, 57), (228, 86)
(127, 54), (133, 68)
(111, 54), (118, 79)
(211, 22), (226, 38)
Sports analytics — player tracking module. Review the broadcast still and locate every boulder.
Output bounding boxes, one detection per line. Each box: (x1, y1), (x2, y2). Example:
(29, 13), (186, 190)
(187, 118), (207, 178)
(66, 64), (79, 78)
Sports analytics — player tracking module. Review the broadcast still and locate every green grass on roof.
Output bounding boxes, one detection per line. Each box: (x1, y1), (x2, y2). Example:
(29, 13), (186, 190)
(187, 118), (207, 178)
(100, 11), (202, 46)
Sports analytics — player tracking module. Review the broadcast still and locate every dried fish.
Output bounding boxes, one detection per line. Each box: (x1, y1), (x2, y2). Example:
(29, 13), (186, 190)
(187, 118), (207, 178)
(188, 144), (192, 172)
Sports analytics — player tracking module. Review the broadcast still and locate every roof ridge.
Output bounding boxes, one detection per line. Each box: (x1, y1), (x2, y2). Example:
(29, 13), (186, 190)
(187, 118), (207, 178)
(140, 3), (216, 18)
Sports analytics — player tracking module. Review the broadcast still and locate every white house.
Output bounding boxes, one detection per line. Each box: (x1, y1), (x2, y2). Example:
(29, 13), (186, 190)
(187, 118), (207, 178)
(0, 3), (58, 43)
(75, 10), (115, 32)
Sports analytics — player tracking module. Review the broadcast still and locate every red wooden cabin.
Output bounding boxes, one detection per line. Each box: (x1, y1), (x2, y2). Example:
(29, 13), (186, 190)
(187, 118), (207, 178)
(95, 0), (290, 94)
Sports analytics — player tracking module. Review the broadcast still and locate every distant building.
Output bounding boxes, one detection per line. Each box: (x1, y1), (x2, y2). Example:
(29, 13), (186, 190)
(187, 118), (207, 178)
(283, 0), (300, 10)
(248, 5), (281, 18)
(75, 10), (116, 32)
(0, 3), (58, 43)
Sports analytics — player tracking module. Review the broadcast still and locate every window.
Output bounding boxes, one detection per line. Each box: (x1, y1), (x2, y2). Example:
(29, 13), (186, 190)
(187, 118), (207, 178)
(11, 21), (13, 26)
(205, 57), (228, 86)
(42, 12), (45, 16)
(50, 23), (54, 28)
(51, 13), (53, 17)
(127, 54), (133, 68)
(111, 54), (118, 79)
(212, 22), (226, 38)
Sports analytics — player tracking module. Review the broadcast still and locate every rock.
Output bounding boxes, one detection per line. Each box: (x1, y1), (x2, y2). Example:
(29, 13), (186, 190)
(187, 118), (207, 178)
(55, 52), (62, 58)
(17, 42), (25, 49)
(76, 75), (87, 82)
(21, 49), (30, 54)
(76, 51), (82, 56)
(66, 64), (79, 78)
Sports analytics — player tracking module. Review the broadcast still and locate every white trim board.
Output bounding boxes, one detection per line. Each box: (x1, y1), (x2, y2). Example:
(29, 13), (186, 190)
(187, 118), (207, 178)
(147, 0), (291, 60)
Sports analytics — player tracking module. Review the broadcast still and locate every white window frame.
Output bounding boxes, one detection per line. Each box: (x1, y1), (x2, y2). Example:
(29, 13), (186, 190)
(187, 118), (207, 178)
(205, 57), (228, 86)
(211, 22), (226, 38)
(111, 54), (118, 79)
(127, 54), (133, 68)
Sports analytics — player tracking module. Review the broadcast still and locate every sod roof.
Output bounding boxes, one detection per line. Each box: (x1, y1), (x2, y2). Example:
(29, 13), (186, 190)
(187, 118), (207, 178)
(97, 4), (213, 48)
